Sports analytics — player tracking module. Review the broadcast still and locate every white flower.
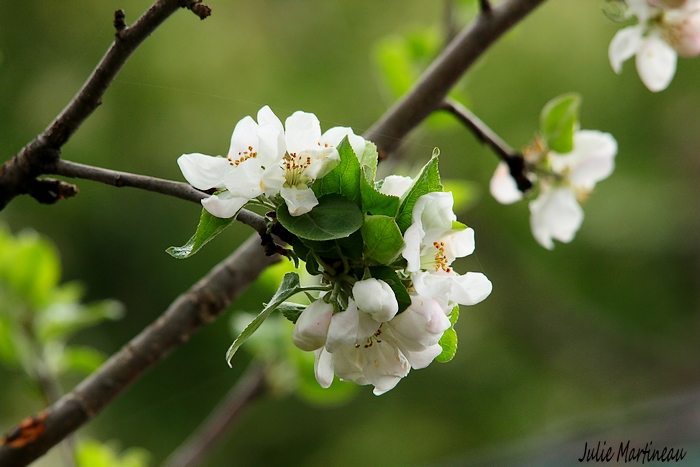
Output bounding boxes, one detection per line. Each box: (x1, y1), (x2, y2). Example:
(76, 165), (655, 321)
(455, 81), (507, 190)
(178, 105), (284, 217)
(402, 192), (475, 274)
(291, 299), (334, 351)
(352, 278), (399, 323)
(609, 0), (700, 91)
(225, 111), (345, 216)
(529, 186), (584, 250)
(490, 162), (524, 205)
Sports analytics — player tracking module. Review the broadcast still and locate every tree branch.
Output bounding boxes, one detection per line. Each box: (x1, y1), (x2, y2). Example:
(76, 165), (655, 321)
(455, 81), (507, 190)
(439, 99), (532, 192)
(0, 0), (210, 210)
(161, 364), (267, 467)
(52, 160), (293, 242)
(363, 0), (546, 156)
(0, 235), (278, 467)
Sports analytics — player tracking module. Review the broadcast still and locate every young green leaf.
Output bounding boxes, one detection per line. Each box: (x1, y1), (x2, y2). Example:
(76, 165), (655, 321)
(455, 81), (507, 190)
(166, 208), (235, 259)
(277, 194), (363, 241)
(368, 266), (411, 313)
(436, 306), (459, 363)
(58, 346), (107, 375)
(540, 93), (581, 154)
(395, 156), (443, 232)
(361, 215), (405, 265)
(227, 272), (302, 365)
(36, 299), (125, 343)
(359, 141), (379, 180)
(278, 302), (307, 324)
(312, 136), (361, 205)
(360, 166), (400, 217)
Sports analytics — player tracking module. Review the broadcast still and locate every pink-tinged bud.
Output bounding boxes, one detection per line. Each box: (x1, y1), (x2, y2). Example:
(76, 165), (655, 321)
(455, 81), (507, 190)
(352, 279), (399, 323)
(292, 300), (333, 351)
(666, 9), (700, 57)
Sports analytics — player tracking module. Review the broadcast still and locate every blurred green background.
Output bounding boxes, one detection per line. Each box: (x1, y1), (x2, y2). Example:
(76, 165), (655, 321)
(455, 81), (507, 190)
(2, 0), (700, 466)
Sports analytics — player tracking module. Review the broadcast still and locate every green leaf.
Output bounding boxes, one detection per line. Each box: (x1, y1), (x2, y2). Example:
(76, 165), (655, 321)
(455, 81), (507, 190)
(277, 194), (363, 241)
(227, 272), (320, 365)
(166, 207), (235, 259)
(359, 141), (379, 180)
(540, 93), (581, 154)
(361, 215), (405, 265)
(452, 220), (468, 231)
(59, 346), (107, 375)
(360, 166), (400, 217)
(312, 136), (361, 204)
(368, 267), (411, 313)
(36, 299), (125, 342)
(436, 306), (459, 363)
(278, 302), (307, 324)
(3, 231), (61, 309)
(395, 156), (443, 232)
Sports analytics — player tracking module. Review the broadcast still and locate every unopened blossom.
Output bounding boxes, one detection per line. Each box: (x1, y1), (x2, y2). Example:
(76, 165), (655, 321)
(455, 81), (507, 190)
(352, 278), (399, 323)
(292, 299), (334, 351)
(378, 175), (414, 198)
(609, 0), (700, 91)
(490, 130), (617, 250)
(178, 105), (284, 217)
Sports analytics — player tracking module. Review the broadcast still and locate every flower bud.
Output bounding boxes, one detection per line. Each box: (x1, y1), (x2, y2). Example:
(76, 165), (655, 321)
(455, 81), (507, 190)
(353, 279), (399, 323)
(292, 300), (333, 351)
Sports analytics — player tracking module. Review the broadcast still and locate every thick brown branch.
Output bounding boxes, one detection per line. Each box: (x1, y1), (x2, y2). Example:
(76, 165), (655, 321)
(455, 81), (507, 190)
(0, 235), (278, 467)
(0, 0), (209, 210)
(363, 0), (546, 155)
(161, 364), (267, 467)
(439, 99), (532, 192)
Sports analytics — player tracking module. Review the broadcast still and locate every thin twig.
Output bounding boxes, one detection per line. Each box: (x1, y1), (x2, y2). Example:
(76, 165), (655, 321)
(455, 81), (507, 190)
(363, 0), (546, 156)
(0, 0), (210, 210)
(52, 160), (293, 242)
(161, 364), (267, 467)
(440, 99), (532, 192)
(0, 235), (278, 467)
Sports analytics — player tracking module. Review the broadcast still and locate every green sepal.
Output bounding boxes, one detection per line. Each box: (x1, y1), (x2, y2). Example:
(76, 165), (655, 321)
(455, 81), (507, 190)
(452, 220), (468, 231)
(312, 136), (361, 205)
(277, 194), (363, 241)
(436, 306), (459, 363)
(368, 266), (411, 313)
(540, 93), (581, 154)
(166, 207), (235, 259)
(277, 302), (307, 324)
(361, 215), (405, 266)
(395, 156), (443, 232)
(360, 166), (400, 217)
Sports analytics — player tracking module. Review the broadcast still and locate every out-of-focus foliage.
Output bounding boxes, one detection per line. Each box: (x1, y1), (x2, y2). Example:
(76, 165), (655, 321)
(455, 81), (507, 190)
(76, 439), (150, 467)
(1, 0), (700, 466)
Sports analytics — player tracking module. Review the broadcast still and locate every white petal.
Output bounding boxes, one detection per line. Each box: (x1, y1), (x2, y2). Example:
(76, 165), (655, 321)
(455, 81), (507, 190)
(256, 105), (285, 160)
(449, 272), (493, 306)
(314, 348), (334, 389)
(411, 192), (455, 231)
(285, 111), (322, 154)
(227, 116), (259, 158)
(223, 161), (265, 199)
(177, 153), (230, 190)
(411, 271), (453, 299)
(332, 346), (367, 385)
(401, 343), (443, 370)
(201, 191), (247, 218)
(401, 223), (424, 273)
(608, 25), (644, 74)
(280, 185), (319, 216)
(361, 342), (410, 395)
(325, 301), (360, 353)
(441, 227), (475, 262)
(389, 295), (451, 350)
(636, 34), (677, 91)
(353, 279), (399, 323)
(564, 131), (617, 190)
(259, 166), (285, 197)
(292, 300), (333, 351)
(302, 147), (340, 180)
(529, 188), (584, 250)
(378, 175), (413, 198)
(489, 162), (524, 204)
(357, 310), (381, 342)
(321, 126), (366, 158)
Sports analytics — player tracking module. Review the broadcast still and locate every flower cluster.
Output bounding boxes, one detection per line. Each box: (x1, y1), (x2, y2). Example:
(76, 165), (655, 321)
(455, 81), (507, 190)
(490, 94), (617, 250)
(609, 0), (700, 91)
(188, 107), (492, 395)
(178, 106), (364, 218)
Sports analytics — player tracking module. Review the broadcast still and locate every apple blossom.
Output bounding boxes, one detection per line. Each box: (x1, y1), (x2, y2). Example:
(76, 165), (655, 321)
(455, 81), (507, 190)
(609, 0), (700, 91)
(352, 278), (399, 323)
(178, 105), (284, 218)
(291, 299), (334, 351)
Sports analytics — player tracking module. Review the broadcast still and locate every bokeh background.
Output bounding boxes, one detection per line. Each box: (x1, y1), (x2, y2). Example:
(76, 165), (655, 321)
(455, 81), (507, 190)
(2, 0), (700, 465)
